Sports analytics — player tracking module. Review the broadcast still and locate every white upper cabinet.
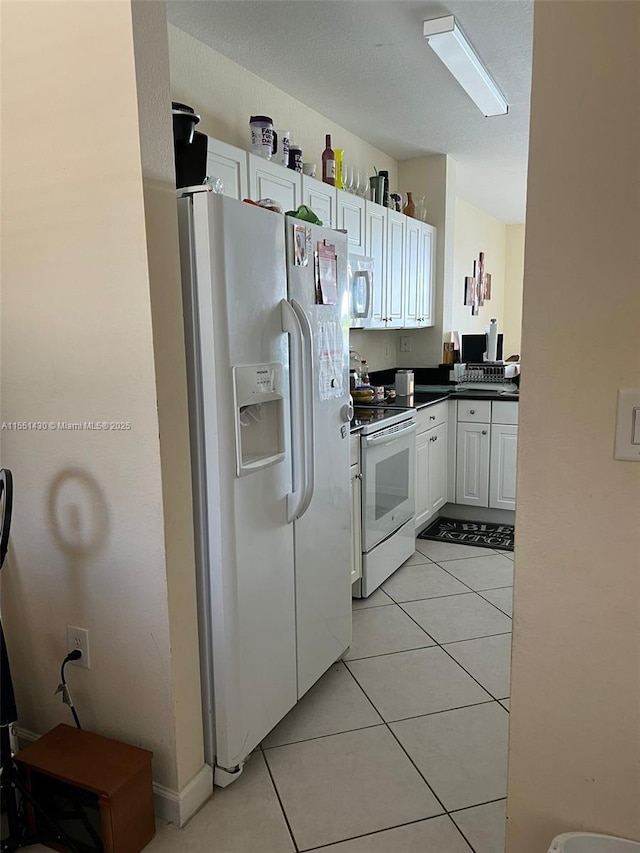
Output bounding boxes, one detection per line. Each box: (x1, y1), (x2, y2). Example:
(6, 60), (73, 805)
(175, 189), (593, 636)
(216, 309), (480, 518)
(302, 176), (337, 229)
(417, 222), (436, 326)
(337, 190), (366, 255)
(248, 153), (301, 213)
(206, 138), (248, 200)
(404, 218), (421, 328)
(385, 210), (406, 327)
(364, 201), (387, 329)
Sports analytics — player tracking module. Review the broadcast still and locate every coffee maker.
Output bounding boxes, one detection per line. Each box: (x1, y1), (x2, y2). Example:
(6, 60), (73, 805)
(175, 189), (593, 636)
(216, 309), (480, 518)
(172, 102), (207, 189)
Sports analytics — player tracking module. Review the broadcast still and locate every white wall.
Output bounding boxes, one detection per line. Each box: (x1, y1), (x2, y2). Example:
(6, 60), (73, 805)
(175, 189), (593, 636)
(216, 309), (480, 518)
(167, 24), (398, 188)
(506, 1), (640, 849)
(131, 0), (205, 795)
(450, 197), (507, 354)
(503, 225), (525, 356)
(1, 0), (201, 803)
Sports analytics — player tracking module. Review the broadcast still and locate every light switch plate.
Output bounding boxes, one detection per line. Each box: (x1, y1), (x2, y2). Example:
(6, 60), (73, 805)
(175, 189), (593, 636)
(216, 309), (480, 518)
(614, 389), (640, 461)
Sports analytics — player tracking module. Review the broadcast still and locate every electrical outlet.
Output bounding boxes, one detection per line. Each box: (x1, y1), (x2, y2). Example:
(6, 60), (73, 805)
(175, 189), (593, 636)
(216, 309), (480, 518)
(383, 341), (391, 361)
(400, 335), (412, 353)
(67, 625), (90, 669)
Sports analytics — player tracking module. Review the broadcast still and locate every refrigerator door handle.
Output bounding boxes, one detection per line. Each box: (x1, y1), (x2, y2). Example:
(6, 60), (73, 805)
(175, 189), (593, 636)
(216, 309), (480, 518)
(281, 299), (306, 523)
(291, 299), (315, 519)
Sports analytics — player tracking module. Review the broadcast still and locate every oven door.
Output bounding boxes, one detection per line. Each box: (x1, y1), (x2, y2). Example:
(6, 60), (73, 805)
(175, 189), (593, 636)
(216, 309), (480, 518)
(361, 419), (416, 553)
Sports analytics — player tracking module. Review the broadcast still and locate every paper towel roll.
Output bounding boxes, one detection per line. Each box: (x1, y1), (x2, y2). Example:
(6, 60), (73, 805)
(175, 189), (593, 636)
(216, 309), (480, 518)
(487, 319), (498, 362)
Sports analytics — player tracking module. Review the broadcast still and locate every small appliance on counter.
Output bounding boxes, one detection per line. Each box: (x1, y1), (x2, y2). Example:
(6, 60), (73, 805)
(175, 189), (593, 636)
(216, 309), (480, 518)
(395, 369), (414, 396)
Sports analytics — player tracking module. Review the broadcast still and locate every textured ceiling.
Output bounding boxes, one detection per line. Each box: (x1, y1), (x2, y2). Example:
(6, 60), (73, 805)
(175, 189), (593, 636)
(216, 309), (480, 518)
(166, 0), (533, 223)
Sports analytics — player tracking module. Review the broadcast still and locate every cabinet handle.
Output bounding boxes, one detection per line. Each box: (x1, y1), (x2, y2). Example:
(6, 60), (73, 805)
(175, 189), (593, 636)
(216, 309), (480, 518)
(470, 409), (476, 414)
(482, 430), (487, 435)
(430, 415), (436, 420)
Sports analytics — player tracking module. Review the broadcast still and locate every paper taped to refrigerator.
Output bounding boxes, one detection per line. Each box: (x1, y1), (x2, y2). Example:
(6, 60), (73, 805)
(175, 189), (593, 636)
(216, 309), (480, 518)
(315, 241), (338, 305)
(317, 320), (344, 400)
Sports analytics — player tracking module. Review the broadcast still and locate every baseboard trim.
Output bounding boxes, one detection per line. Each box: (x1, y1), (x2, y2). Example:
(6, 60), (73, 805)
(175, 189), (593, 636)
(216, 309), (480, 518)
(153, 763), (213, 827)
(14, 726), (213, 828)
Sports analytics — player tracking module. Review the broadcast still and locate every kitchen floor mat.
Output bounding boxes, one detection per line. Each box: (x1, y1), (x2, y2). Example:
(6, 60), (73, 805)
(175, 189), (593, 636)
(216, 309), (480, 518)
(418, 517), (514, 552)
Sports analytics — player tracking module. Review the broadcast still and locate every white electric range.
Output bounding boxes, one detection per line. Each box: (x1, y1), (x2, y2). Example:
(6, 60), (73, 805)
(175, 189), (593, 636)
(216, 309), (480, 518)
(352, 406), (417, 598)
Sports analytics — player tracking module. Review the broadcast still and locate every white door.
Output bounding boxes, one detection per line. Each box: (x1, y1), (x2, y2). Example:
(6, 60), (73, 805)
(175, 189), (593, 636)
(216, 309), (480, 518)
(489, 424), (518, 510)
(337, 190), (366, 255)
(302, 175), (337, 228)
(350, 463), (362, 585)
(428, 422), (448, 515)
(414, 429), (431, 530)
(364, 201), (387, 328)
(417, 223), (435, 326)
(385, 211), (406, 327)
(206, 138), (248, 200)
(248, 153), (301, 212)
(404, 218), (421, 328)
(456, 422), (490, 507)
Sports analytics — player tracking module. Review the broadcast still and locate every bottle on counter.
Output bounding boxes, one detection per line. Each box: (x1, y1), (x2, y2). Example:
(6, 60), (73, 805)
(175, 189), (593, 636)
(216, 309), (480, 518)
(322, 135), (336, 185)
(359, 359), (370, 387)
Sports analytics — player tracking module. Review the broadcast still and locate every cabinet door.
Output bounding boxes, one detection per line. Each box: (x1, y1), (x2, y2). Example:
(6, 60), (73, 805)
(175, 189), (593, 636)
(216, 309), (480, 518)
(337, 191), (366, 255)
(404, 218), (421, 328)
(302, 175), (336, 228)
(350, 464), (362, 585)
(414, 430), (431, 530)
(489, 424), (518, 510)
(385, 211), (406, 327)
(206, 138), (248, 200)
(248, 153), (301, 212)
(364, 201), (387, 329)
(417, 223), (436, 326)
(456, 422), (490, 507)
(428, 422), (448, 515)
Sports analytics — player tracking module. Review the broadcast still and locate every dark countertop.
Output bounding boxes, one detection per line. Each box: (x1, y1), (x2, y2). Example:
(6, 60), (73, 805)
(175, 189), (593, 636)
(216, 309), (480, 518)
(349, 387), (518, 432)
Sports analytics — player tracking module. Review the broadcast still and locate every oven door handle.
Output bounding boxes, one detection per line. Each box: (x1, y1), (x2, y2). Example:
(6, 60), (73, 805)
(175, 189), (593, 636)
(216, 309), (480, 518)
(363, 421), (417, 447)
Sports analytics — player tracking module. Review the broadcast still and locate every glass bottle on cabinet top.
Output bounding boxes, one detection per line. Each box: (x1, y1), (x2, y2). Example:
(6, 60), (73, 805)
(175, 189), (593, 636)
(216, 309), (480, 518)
(322, 135), (335, 186)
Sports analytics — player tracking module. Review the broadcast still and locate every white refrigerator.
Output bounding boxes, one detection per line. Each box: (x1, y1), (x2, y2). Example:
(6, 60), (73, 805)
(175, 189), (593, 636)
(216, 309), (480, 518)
(177, 190), (352, 786)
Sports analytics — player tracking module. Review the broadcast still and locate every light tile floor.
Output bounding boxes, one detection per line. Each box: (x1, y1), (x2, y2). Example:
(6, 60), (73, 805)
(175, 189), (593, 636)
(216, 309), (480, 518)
(151, 539), (512, 853)
(28, 539), (513, 853)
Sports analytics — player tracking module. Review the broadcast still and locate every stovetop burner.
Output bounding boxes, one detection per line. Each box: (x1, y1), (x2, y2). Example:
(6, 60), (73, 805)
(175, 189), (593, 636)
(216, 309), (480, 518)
(351, 404), (415, 434)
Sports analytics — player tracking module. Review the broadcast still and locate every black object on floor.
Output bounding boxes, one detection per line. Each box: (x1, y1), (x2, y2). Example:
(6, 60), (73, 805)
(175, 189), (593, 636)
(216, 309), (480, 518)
(418, 517), (514, 551)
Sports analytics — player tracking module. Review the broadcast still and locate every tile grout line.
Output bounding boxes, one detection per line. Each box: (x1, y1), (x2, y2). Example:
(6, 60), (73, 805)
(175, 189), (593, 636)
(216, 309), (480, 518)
(260, 745), (301, 853)
(393, 600), (510, 702)
(297, 814), (466, 853)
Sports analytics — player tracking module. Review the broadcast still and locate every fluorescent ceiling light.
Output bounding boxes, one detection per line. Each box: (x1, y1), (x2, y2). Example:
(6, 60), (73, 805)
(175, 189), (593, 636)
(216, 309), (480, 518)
(423, 15), (508, 117)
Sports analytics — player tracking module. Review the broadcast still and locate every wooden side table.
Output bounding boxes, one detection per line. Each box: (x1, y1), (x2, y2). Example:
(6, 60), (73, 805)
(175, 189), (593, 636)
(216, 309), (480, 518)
(15, 723), (155, 853)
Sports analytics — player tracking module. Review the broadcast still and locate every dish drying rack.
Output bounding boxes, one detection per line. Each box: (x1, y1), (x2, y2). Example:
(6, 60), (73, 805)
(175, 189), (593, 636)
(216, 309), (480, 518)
(452, 362), (519, 392)
(458, 363), (508, 383)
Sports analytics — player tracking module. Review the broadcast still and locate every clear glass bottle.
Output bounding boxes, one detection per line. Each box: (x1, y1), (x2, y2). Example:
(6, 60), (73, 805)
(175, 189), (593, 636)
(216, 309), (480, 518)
(322, 134), (335, 186)
(360, 359), (370, 386)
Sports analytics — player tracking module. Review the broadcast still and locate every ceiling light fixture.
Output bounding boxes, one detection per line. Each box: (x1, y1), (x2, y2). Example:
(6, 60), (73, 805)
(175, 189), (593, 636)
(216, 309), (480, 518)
(423, 15), (508, 117)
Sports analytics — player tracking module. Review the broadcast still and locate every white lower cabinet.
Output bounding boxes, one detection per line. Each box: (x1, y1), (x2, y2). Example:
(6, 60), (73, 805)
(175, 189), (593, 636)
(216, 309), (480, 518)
(415, 415), (448, 530)
(454, 401), (519, 509)
(489, 424), (518, 510)
(455, 422), (491, 507)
